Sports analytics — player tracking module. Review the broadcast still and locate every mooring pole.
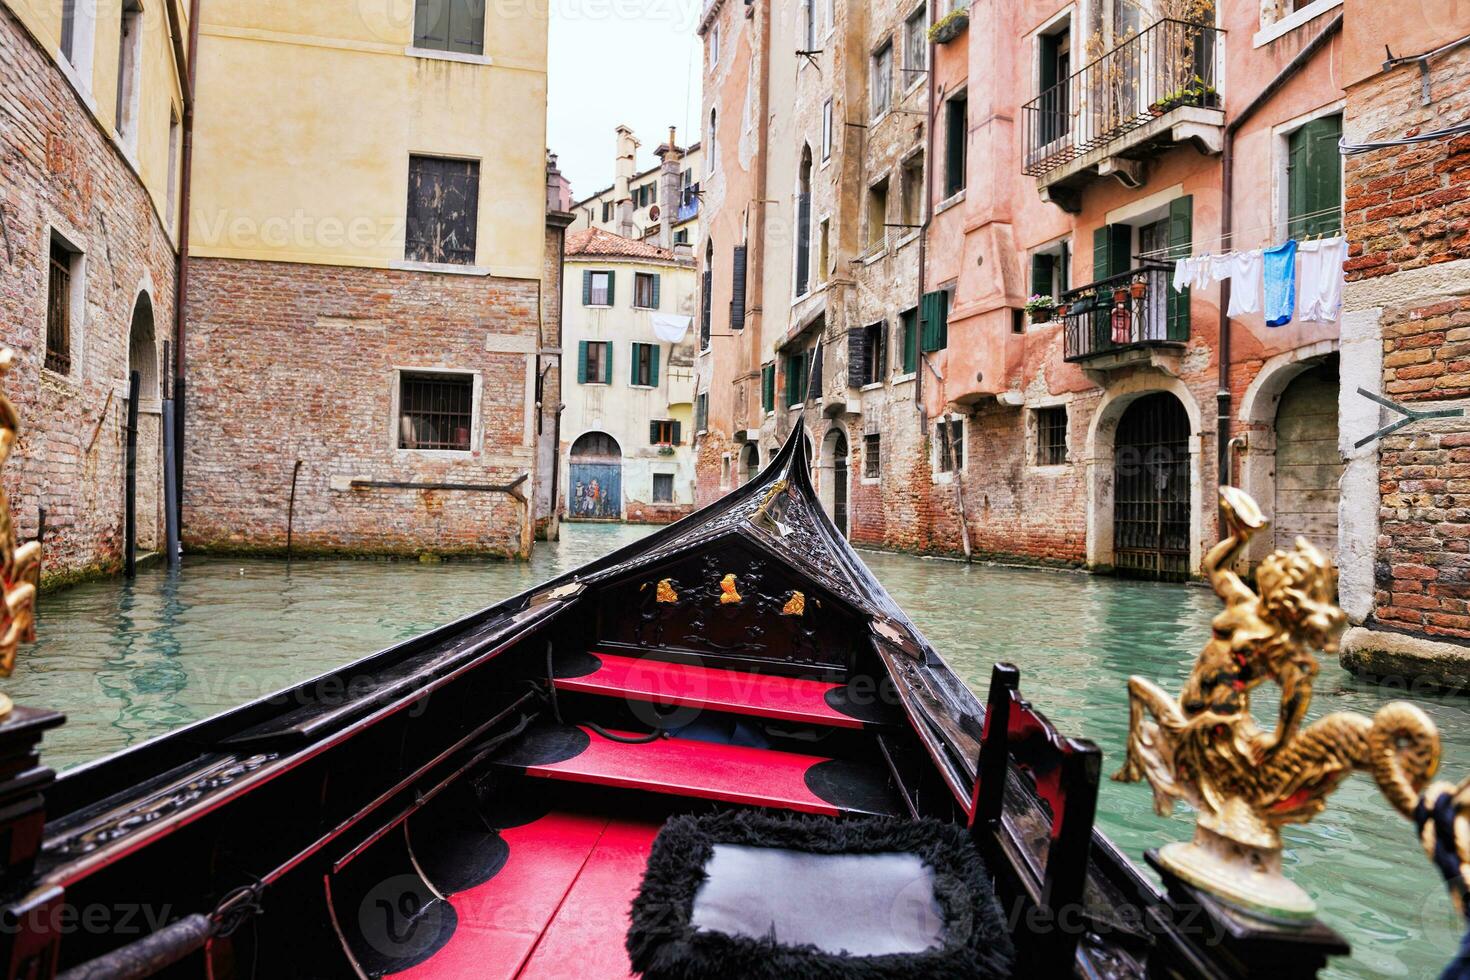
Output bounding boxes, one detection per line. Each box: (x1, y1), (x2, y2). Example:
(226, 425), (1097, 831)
(286, 459), (302, 561)
(162, 342), (180, 569)
(124, 370), (140, 578)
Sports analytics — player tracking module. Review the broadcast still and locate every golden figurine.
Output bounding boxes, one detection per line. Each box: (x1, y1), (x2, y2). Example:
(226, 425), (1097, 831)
(1115, 486), (1441, 918)
(718, 574), (742, 605)
(0, 349), (40, 719)
(782, 591), (805, 616)
(655, 579), (678, 604)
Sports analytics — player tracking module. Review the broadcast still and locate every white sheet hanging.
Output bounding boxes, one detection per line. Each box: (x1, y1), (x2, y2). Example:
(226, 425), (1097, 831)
(1210, 249), (1264, 317)
(1296, 237), (1347, 323)
(652, 313), (693, 344)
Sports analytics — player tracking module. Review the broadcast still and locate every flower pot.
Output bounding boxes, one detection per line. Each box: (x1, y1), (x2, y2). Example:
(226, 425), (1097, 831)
(1130, 281), (1147, 300)
(1056, 304), (1069, 318)
(929, 10), (969, 44)
(1112, 288), (1129, 306)
(1030, 307), (1053, 324)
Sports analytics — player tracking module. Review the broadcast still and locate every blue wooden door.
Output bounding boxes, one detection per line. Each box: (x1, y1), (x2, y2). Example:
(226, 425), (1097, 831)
(569, 461), (622, 519)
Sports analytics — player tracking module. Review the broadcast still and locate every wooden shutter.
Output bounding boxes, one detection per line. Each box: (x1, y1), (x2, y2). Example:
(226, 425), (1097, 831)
(631, 344), (641, 386)
(649, 421), (660, 444)
(701, 268), (713, 346)
(577, 341), (589, 384)
(414, 0), (450, 49)
(1167, 196), (1192, 339)
(672, 420), (682, 444)
(762, 364), (775, 412)
(902, 310), (918, 374)
(582, 270), (593, 306)
(448, 0), (485, 55)
(795, 195), (811, 294)
(920, 290), (949, 352)
(848, 326), (869, 387)
(730, 246), (747, 329)
(809, 347), (823, 396)
(1093, 223), (1131, 281)
(650, 345), (660, 388)
(651, 274), (661, 310)
(605, 272), (616, 306)
(1289, 115), (1343, 238)
(1030, 254), (1055, 298)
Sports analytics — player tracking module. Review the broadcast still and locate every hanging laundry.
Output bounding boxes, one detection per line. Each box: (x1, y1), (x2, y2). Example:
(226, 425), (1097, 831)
(1263, 240), (1298, 327)
(1209, 249), (1264, 317)
(1296, 236), (1347, 323)
(1172, 256), (1211, 292)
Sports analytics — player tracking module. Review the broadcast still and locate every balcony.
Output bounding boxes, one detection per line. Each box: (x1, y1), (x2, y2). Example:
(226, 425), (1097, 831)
(1060, 264), (1186, 368)
(1023, 19), (1224, 211)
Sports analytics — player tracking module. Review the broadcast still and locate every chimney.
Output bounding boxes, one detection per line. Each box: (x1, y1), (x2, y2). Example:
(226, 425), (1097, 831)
(614, 125), (639, 238)
(656, 126), (684, 251)
(545, 152), (572, 213)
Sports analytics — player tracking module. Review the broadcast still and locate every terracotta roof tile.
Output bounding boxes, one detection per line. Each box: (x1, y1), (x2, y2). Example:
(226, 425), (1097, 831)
(565, 227), (675, 261)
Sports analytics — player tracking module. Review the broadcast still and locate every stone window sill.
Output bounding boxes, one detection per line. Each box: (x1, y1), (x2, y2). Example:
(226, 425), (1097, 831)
(405, 46), (493, 66)
(935, 190), (966, 215)
(893, 372), (916, 385)
(860, 381), (885, 392)
(1253, 0), (1342, 47)
(391, 259), (490, 277)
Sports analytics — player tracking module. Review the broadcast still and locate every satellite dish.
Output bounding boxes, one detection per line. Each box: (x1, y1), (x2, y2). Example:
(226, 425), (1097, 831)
(649, 204), (661, 221)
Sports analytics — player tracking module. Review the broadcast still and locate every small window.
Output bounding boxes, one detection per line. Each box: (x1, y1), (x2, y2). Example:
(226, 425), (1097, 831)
(586, 270), (613, 306)
(61, 0), (77, 62)
(650, 419), (680, 445)
(817, 219), (830, 284)
(696, 392), (709, 432)
(945, 93), (967, 198)
(46, 238), (76, 375)
(675, 229), (689, 244)
(707, 109), (718, 174)
(579, 340), (612, 384)
(1287, 113), (1343, 239)
(414, 0), (485, 55)
(709, 24), (719, 67)
(863, 433), (881, 479)
(631, 342), (659, 387)
(872, 41), (893, 119)
(901, 154), (924, 229)
(652, 473), (675, 503)
(405, 156), (480, 265)
(935, 417), (963, 473)
(165, 109), (181, 227)
(1012, 308), (1026, 334)
(1036, 406), (1067, 465)
(822, 99), (834, 161)
(905, 7), (928, 79)
(601, 201), (613, 223)
(634, 272), (660, 309)
(866, 178), (889, 250)
(802, 0), (816, 49)
(862, 322), (887, 384)
(114, 1), (143, 144)
(398, 372), (474, 451)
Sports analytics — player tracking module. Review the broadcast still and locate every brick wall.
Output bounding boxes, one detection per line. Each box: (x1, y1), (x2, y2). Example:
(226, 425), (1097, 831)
(184, 257), (540, 559)
(1345, 45), (1470, 637)
(0, 7), (175, 587)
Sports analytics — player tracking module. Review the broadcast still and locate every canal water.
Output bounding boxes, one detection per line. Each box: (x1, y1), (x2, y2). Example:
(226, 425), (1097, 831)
(12, 523), (1467, 978)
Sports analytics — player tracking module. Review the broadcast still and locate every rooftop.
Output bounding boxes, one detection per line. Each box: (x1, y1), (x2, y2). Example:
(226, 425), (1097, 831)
(566, 227), (677, 261)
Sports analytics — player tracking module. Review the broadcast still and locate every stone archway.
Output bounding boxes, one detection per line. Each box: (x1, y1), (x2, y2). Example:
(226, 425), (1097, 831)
(127, 292), (161, 551)
(739, 443), (760, 484)
(817, 425), (849, 536)
(1085, 374), (1204, 576)
(568, 430), (623, 520)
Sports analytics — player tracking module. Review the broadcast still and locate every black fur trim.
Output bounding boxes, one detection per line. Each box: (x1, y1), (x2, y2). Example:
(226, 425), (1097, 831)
(626, 811), (1014, 979)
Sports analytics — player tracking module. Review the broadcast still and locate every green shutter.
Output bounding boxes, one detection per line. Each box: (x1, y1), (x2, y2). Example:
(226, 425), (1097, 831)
(672, 420), (682, 444)
(577, 340), (589, 384)
(650, 421), (659, 444)
(448, 0), (485, 55)
(605, 272), (616, 306)
(1030, 254), (1055, 298)
(650, 345), (660, 388)
(603, 342), (612, 384)
(651, 274), (661, 310)
(902, 309), (918, 374)
(762, 363), (775, 412)
(582, 270), (593, 306)
(1167, 196), (1192, 339)
(1093, 224), (1131, 281)
(631, 344), (641, 385)
(920, 290), (949, 352)
(1289, 115), (1343, 238)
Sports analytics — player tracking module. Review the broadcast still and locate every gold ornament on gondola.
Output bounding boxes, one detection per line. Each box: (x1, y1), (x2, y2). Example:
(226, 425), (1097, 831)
(655, 579), (678, 604)
(0, 349), (40, 720)
(1115, 486), (1441, 919)
(718, 574), (742, 605)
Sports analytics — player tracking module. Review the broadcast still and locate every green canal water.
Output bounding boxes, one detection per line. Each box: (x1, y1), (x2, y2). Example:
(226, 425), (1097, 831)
(12, 524), (1467, 978)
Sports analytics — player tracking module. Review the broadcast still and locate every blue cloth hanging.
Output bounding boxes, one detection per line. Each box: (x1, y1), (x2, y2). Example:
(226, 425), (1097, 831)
(1263, 240), (1298, 327)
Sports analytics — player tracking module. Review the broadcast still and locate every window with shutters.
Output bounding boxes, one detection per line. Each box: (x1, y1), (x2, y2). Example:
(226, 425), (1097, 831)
(786, 352), (809, 407)
(601, 201), (613, 223)
(1029, 239), (1071, 303)
(863, 434), (881, 479)
(899, 307), (919, 376)
(413, 0), (485, 56)
(944, 93), (967, 198)
(862, 322), (887, 385)
(398, 371), (475, 451)
(935, 417), (964, 474)
(405, 156), (480, 265)
(696, 392), (709, 432)
(585, 270), (613, 306)
(905, 7), (927, 81)
(1036, 406), (1068, 466)
(1286, 113), (1343, 239)
(920, 289), (949, 352)
(579, 341), (612, 385)
(46, 237), (80, 376)
(634, 272), (659, 309)
(761, 363), (776, 413)
(872, 41), (893, 119)
(631, 342), (660, 387)
(866, 178), (889, 251)
(731, 246), (748, 327)
(796, 148), (813, 296)
(652, 473), (675, 503)
(701, 240), (714, 350)
(650, 419), (679, 446)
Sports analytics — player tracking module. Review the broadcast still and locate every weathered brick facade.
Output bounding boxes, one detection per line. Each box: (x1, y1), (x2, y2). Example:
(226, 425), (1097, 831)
(1, 5), (174, 588)
(183, 258), (542, 559)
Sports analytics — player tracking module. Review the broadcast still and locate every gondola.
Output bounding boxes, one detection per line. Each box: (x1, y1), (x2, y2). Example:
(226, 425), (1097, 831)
(0, 422), (1388, 979)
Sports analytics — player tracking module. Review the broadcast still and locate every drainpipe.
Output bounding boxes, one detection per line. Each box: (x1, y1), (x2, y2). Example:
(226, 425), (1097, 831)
(916, 32), (939, 430)
(1216, 14), (1342, 490)
(170, 0), (201, 537)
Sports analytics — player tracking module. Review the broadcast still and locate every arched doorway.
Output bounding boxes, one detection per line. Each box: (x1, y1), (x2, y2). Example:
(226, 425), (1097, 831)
(127, 293), (161, 551)
(1273, 357), (1341, 560)
(1113, 392), (1191, 580)
(739, 443), (760, 484)
(795, 146), (813, 295)
(817, 427), (849, 535)
(568, 431), (622, 520)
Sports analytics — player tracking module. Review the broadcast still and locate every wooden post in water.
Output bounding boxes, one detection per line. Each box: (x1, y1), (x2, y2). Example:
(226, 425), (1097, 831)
(124, 370), (140, 578)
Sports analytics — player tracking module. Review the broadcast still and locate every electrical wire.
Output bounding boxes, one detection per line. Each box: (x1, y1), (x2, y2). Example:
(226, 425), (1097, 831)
(1133, 204), (1346, 261)
(1339, 120), (1470, 155)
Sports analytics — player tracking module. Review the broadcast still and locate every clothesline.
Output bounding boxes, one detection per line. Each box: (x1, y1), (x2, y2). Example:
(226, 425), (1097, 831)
(1168, 234), (1346, 327)
(1134, 205), (1345, 261)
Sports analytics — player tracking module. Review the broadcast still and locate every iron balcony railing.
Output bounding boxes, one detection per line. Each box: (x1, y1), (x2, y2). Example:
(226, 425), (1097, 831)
(1023, 19), (1222, 177)
(1060, 263), (1183, 362)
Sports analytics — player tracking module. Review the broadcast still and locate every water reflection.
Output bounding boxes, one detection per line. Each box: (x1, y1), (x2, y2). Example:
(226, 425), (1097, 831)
(9, 527), (1464, 977)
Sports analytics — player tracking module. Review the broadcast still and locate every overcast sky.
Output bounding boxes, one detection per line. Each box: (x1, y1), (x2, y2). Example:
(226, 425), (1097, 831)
(547, 3), (705, 201)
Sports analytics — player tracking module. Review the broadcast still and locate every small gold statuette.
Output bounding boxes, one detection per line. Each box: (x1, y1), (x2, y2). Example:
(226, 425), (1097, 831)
(0, 349), (40, 719)
(782, 591), (805, 616)
(1116, 486), (1441, 919)
(718, 574), (742, 605)
(655, 579), (678, 604)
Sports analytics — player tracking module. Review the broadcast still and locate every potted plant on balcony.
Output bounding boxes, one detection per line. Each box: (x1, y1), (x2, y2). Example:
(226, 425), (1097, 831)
(1129, 277), (1148, 300)
(1151, 77), (1218, 115)
(929, 6), (969, 44)
(1025, 294), (1057, 324)
(1112, 285), (1130, 306)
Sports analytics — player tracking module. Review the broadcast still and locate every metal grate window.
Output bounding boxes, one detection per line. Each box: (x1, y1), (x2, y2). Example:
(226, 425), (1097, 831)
(398, 372), (474, 451)
(46, 241), (72, 375)
(863, 433), (881, 479)
(1113, 392), (1190, 581)
(936, 418), (963, 473)
(1036, 406), (1068, 466)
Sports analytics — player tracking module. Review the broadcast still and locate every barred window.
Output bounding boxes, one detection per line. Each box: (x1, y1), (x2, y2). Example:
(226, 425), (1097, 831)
(935, 418), (963, 473)
(46, 239), (75, 375)
(1036, 406), (1068, 466)
(398, 371), (474, 451)
(863, 433), (881, 479)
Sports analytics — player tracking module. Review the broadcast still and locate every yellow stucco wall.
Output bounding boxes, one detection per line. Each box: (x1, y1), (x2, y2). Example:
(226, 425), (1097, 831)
(6, 0), (188, 241)
(188, 1), (548, 280)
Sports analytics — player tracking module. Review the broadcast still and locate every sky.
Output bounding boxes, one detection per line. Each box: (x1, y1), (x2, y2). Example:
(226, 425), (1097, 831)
(547, 1), (706, 202)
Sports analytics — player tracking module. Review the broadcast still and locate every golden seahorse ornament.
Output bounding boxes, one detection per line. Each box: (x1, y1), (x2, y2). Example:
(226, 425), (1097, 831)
(0, 349), (40, 718)
(1115, 486), (1441, 918)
